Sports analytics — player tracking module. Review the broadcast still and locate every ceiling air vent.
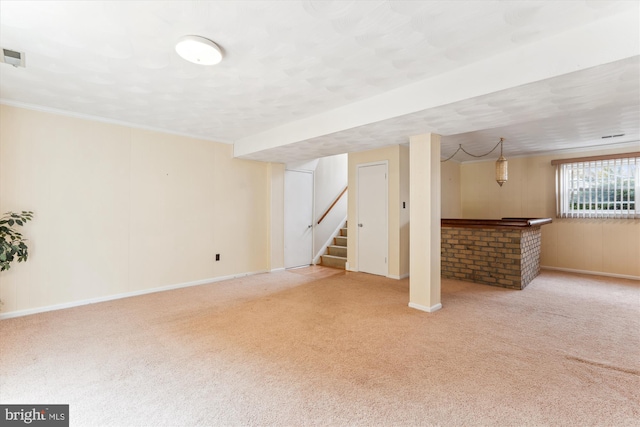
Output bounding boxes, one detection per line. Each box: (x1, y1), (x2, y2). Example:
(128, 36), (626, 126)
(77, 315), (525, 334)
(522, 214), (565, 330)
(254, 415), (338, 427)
(601, 133), (625, 139)
(1, 48), (25, 67)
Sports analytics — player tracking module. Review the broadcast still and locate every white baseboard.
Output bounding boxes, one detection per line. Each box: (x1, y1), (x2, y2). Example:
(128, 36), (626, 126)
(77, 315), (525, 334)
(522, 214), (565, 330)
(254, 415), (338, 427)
(0, 269), (268, 320)
(270, 267), (285, 273)
(388, 273), (410, 280)
(541, 266), (640, 281)
(408, 302), (442, 313)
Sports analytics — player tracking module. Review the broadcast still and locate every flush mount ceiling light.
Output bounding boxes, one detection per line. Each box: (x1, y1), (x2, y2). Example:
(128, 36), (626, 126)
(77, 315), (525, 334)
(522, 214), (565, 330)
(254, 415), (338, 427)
(442, 137), (508, 187)
(175, 35), (222, 65)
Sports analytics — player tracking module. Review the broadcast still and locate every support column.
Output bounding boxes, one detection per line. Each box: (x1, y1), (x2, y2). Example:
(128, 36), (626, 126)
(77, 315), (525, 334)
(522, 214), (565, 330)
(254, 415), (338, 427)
(409, 133), (442, 312)
(268, 163), (285, 272)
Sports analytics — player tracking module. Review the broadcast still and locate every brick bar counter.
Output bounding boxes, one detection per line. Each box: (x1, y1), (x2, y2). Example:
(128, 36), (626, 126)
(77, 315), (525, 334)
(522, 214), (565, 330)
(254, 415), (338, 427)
(441, 218), (552, 290)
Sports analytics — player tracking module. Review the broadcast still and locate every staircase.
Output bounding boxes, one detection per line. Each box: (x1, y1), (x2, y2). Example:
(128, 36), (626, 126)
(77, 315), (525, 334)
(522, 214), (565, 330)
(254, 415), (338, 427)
(320, 222), (347, 269)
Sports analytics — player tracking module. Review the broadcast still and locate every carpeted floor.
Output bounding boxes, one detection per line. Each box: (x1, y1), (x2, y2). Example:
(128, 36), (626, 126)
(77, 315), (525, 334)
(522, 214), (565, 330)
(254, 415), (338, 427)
(1, 267), (638, 426)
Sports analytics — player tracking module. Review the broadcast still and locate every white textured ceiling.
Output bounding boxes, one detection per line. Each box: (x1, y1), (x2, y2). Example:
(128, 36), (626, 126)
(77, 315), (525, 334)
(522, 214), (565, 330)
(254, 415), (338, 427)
(1, 1), (639, 163)
(243, 56), (640, 163)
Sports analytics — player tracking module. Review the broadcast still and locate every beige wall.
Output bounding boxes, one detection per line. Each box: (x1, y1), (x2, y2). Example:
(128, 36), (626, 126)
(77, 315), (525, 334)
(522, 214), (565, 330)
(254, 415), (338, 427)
(441, 160), (461, 218)
(460, 148), (640, 278)
(399, 145), (410, 278)
(0, 105), (271, 315)
(348, 145), (409, 279)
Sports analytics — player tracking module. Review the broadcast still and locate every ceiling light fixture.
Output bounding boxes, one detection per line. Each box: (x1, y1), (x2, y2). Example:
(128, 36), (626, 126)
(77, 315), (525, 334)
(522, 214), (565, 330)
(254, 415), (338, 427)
(175, 35), (222, 65)
(442, 138), (508, 187)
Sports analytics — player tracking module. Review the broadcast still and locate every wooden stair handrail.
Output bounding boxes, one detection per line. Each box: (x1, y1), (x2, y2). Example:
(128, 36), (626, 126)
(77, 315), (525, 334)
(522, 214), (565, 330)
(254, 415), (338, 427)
(317, 186), (348, 225)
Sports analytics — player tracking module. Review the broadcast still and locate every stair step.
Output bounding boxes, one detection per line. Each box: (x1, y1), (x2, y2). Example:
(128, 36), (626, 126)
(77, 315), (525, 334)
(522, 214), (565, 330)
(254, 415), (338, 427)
(321, 254), (347, 269)
(328, 245), (347, 257)
(334, 236), (347, 246)
(340, 227), (348, 237)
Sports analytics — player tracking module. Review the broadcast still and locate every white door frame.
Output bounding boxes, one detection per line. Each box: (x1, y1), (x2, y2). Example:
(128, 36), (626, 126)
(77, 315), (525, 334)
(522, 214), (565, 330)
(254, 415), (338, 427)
(284, 168), (314, 269)
(356, 161), (388, 276)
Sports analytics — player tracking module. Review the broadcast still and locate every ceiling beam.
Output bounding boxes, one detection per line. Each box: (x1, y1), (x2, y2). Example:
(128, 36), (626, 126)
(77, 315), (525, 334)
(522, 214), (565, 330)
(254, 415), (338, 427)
(234, 12), (639, 159)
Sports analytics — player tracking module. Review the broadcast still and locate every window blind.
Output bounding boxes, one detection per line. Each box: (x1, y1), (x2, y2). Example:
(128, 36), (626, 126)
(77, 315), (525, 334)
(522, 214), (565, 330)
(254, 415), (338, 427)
(555, 156), (639, 219)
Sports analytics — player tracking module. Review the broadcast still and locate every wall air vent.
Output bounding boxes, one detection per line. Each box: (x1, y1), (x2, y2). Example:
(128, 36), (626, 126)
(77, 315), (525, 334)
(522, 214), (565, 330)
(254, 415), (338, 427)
(1, 48), (25, 67)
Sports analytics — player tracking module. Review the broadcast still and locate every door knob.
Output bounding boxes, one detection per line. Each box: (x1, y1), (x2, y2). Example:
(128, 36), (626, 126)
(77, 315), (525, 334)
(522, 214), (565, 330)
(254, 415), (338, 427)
(358, 223), (363, 227)
(308, 225), (312, 228)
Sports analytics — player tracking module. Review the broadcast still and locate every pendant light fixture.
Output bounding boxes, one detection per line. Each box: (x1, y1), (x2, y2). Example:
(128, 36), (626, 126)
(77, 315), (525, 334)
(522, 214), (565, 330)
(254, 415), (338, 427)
(175, 35), (223, 65)
(442, 137), (508, 187)
(495, 138), (508, 187)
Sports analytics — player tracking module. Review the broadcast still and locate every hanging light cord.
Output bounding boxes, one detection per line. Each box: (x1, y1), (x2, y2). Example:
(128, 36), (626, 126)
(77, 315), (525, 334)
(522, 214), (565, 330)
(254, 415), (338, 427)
(442, 138), (504, 162)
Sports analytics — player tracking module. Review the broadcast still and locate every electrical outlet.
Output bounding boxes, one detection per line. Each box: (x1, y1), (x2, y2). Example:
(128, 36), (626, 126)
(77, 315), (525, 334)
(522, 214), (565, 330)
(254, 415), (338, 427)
(215, 254), (220, 261)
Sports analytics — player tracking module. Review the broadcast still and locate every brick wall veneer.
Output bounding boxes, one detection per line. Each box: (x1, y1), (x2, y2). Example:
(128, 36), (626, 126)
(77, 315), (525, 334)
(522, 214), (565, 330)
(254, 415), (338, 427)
(441, 226), (542, 290)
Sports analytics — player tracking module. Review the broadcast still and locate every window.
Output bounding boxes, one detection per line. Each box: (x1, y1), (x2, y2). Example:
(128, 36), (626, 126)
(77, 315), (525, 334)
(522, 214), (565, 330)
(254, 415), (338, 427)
(553, 153), (639, 219)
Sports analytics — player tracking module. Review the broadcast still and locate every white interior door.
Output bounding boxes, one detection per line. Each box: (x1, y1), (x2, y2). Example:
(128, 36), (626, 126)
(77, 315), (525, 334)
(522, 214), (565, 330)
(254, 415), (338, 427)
(357, 163), (388, 276)
(284, 170), (313, 269)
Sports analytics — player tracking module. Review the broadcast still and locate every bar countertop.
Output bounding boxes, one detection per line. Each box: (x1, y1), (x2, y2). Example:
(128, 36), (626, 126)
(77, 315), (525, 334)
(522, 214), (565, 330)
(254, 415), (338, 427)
(441, 217), (553, 229)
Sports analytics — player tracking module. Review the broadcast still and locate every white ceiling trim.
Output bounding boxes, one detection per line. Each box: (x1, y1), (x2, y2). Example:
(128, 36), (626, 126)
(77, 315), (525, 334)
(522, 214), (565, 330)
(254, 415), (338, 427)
(0, 99), (230, 144)
(234, 11), (639, 159)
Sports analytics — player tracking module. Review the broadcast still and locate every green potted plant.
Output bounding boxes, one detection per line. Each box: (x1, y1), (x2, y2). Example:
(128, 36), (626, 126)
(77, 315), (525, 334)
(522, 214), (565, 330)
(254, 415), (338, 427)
(0, 211), (34, 271)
